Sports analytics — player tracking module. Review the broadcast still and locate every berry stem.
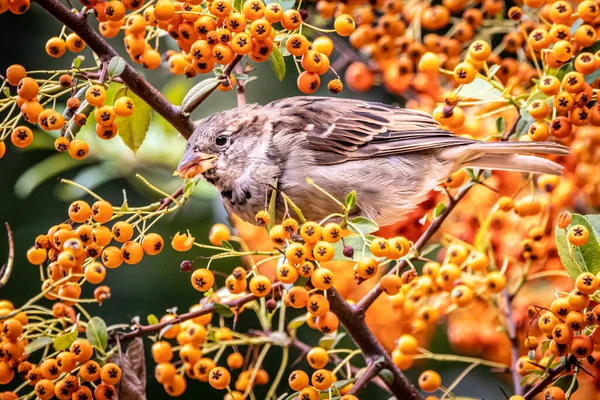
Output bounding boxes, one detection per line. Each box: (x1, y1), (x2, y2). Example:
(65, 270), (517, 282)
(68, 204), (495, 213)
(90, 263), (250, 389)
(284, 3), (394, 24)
(0, 222), (14, 294)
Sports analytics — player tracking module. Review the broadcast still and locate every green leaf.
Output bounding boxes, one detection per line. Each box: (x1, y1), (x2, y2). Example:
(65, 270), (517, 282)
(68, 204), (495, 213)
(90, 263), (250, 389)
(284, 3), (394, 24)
(86, 317), (108, 351)
(181, 77), (220, 114)
(147, 314), (159, 325)
(514, 117), (534, 138)
(553, 374), (578, 393)
(267, 180), (278, 231)
(107, 56), (127, 78)
(287, 314), (307, 331)
(213, 303), (235, 318)
(421, 244), (440, 257)
(115, 89), (152, 154)
(331, 332), (346, 349)
(268, 46), (286, 82)
(3, 86), (10, 97)
(319, 332), (337, 349)
(487, 64), (500, 79)
(233, 0), (243, 11)
(333, 234), (375, 261)
(332, 378), (356, 390)
(25, 337), (52, 355)
(345, 191), (356, 210)
(266, 0), (295, 11)
(279, 36), (291, 57)
(378, 369), (394, 386)
(53, 331), (78, 351)
(555, 213), (600, 280)
(549, 62), (574, 81)
(585, 69), (600, 84)
(495, 117), (505, 134)
(434, 202), (446, 218)
(459, 77), (503, 101)
(221, 240), (234, 250)
(183, 180), (196, 199)
(348, 216), (379, 234)
(72, 56), (84, 69)
(15, 152), (89, 198)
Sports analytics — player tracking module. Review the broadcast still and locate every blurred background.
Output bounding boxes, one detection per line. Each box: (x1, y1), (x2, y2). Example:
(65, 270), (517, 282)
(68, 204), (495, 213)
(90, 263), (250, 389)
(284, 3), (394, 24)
(0, 9), (508, 399)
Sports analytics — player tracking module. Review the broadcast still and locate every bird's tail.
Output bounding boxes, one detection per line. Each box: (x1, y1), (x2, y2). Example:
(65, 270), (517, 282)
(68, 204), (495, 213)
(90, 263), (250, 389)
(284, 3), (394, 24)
(443, 141), (570, 175)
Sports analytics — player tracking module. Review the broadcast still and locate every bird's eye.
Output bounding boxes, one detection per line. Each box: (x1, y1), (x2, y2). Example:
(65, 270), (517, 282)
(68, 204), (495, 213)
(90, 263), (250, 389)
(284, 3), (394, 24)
(215, 135), (228, 146)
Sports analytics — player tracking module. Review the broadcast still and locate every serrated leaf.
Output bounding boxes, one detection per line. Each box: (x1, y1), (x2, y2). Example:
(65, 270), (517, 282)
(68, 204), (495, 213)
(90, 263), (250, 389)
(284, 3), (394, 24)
(86, 317), (108, 351)
(434, 202), (446, 218)
(24, 337), (52, 355)
(348, 216), (379, 234)
(555, 213), (600, 280)
(495, 117), (505, 134)
(268, 46), (286, 82)
(459, 77), (503, 101)
(345, 191), (356, 210)
(214, 303), (235, 317)
(287, 314), (307, 331)
(53, 331), (78, 351)
(333, 234), (375, 261)
(108, 56), (127, 78)
(147, 314), (159, 325)
(221, 241), (234, 250)
(553, 374), (578, 393)
(115, 89), (152, 154)
(181, 78), (220, 114)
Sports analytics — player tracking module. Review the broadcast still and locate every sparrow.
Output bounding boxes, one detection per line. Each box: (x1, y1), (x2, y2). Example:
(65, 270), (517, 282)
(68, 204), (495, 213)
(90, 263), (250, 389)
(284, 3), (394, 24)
(177, 97), (569, 226)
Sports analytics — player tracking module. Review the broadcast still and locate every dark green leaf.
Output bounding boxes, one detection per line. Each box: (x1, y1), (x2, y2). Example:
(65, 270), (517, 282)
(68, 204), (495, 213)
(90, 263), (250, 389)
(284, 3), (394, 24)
(115, 89), (152, 154)
(268, 46), (286, 82)
(585, 69), (600, 84)
(348, 216), (379, 234)
(345, 191), (356, 210)
(221, 241), (234, 250)
(331, 332), (346, 349)
(108, 56), (127, 78)
(495, 117), (505, 134)
(53, 331), (78, 351)
(213, 303), (235, 318)
(147, 314), (159, 325)
(378, 369), (394, 386)
(86, 317), (108, 351)
(434, 202), (446, 218)
(555, 213), (600, 280)
(553, 374), (578, 393)
(333, 378), (356, 390)
(181, 78), (220, 114)
(582, 40), (600, 54)
(25, 337), (52, 355)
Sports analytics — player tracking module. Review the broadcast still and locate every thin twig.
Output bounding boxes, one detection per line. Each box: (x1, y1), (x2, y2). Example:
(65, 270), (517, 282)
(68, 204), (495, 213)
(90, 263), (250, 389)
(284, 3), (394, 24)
(523, 364), (565, 399)
(0, 223), (14, 295)
(503, 289), (523, 396)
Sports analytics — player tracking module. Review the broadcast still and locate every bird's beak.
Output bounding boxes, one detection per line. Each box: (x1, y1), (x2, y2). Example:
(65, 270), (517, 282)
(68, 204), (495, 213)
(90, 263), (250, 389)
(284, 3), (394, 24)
(175, 153), (218, 179)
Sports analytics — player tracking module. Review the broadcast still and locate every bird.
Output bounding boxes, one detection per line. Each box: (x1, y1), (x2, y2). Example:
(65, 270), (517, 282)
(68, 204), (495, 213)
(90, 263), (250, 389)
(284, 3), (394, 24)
(177, 96), (569, 226)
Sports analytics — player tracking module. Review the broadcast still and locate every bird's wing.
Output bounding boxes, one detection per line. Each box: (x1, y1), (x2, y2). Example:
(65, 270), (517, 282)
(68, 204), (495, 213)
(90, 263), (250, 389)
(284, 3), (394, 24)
(268, 96), (473, 165)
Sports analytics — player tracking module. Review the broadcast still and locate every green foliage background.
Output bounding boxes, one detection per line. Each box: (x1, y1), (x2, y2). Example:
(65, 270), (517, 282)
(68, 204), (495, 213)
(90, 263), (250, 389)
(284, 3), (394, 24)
(0, 9), (505, 399)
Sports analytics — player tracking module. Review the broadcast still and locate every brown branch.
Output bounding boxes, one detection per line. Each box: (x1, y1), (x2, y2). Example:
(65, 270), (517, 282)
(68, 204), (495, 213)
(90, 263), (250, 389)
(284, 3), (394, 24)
(0, 223), (14, 295)
(157, 184), (186, 212)
(327, 288), (423, 399)
(355, 182), (475, 315)
(347, 359), (385, 396)
(503, 289), (523, 396)
(32, 0), (196, 139)
(523, 364), (565, 399)
(117, 282), (282, 343)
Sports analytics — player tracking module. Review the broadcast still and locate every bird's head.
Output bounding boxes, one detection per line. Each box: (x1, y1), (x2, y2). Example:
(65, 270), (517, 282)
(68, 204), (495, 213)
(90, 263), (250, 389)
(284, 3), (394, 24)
(176, 105), (271, 188)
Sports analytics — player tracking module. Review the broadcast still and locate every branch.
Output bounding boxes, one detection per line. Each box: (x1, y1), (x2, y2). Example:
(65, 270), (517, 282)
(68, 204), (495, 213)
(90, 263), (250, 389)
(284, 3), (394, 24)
(327, 288), (423, 400)
(503, 289), (523, 396)
(355, 182), (475, 314)
(32, 0), (196, 139)
(0, 223), (14, 296)
(347, 359), (384, 396)
(116, 282), (282, 343)
(523, 364), (565, 399)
